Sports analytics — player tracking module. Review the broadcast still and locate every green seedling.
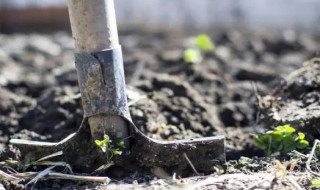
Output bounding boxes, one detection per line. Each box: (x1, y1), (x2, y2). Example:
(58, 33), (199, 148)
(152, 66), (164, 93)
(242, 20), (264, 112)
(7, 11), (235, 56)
(183, 48), (203, 64)
(183, 34), (214, 64)
(95, 134), (125, 160)
(192, 34), (214, 52)
(254, 124), (309, 156)
(311, 178), (320, 187)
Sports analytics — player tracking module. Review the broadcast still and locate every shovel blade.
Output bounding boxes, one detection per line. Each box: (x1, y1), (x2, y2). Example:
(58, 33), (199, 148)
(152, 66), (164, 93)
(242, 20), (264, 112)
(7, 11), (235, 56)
(11, 119), (225, 175)
(119, 131), (225, 175)
(10, 121), (107, 172)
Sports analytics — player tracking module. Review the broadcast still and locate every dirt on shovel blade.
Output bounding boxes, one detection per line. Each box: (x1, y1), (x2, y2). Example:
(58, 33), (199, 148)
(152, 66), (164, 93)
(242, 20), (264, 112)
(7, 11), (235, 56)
(0, 30), (320, 189)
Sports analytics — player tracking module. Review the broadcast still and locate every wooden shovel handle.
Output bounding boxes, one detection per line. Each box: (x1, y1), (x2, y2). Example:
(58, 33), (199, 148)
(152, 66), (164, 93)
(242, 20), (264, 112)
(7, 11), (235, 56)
(67, 0), (119, 51)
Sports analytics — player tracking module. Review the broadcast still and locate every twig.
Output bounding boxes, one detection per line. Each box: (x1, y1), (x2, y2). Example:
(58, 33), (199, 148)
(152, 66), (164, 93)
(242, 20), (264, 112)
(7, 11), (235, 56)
(306, 139), (320, 177)
(47, 173), (110, 183)
(183, 153), (200, 176)
(2, 166), (19, 174)
(0, 163), (110, 185)
(26, 166), (56, 188)
(291, 150), (308, 158)
(286, 176), (303, 190)
(33, 161), (73, 174)
(0, 160), (19, 166)
(289, 160), (298, 172)
(251, 82), (261, 103)
(0, 170), (21, 182)
(91, 161), (114, 175)
(30, 151), (73, 174)
(251, 82), (264, 133)
(33, 151), (63, 163)
(13, 172), (110, 183)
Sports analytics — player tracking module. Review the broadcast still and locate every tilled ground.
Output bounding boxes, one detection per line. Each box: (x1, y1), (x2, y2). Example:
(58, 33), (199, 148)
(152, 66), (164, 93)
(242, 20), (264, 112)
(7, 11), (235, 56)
(0, 29), (320, 189)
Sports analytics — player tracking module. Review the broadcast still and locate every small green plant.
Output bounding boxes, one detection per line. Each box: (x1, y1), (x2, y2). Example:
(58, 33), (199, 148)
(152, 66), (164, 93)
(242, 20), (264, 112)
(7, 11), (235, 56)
(193, 34), (214, 52)
(254, 124), (309, 156)
(183, 48), (203, 64)
(183, 34), (214, 64)
(95, 134), (125, 160)
(311, 178), (320, 187)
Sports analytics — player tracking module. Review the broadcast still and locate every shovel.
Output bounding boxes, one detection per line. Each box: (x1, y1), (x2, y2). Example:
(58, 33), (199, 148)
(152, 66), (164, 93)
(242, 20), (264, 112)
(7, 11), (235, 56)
(10, 0), (225, 175)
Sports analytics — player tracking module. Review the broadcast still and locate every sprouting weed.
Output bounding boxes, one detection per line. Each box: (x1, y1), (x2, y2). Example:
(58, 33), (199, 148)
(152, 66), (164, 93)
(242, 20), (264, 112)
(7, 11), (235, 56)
(183, 48), (202, 64)
(192, 34), (214, 52)
(254, 124), (309, 156)
(95, 134), (125, 161)
(183, 34), (214, 64)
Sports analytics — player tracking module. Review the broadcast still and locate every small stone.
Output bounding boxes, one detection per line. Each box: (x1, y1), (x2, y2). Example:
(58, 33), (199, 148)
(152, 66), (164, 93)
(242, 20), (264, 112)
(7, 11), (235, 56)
(165, 129), (172, 136)
(169, 116), (179, 125)
(135, 109), (144, 117)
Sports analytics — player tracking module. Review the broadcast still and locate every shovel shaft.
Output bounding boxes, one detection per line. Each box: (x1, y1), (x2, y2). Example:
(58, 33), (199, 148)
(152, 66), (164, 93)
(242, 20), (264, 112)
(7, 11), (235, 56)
(67, 0), (119, 51)
(67, 0), (129, 143)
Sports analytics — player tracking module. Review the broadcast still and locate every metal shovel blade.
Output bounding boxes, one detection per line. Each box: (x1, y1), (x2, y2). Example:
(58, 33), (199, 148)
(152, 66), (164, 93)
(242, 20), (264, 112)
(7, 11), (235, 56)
(10, 117), (225, 174)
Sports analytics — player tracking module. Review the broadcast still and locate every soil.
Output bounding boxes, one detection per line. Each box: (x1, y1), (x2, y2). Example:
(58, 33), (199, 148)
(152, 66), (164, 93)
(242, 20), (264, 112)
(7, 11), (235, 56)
(261, 57), (320, 138)
(0, 29), (320, 189)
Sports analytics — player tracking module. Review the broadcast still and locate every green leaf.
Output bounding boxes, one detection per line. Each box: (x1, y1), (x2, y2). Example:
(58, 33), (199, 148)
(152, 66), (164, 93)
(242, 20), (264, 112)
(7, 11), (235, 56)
(95, 140), (107, 152)
(265, 149), (272, 156)
(101, 137), (110, 145)
(254, 124), (308, 156)
(298, 132), (305, 140)
(95, 140), (102, 147)
(271, 141), (283, 151)
(193, 34), (214, 52)
(116, 141), (125, 148)
(311, 178), (320, 187)
(260, 134), (272, 144)
(183, 48), (203, 64)
(111, 149), (122, 156)
(254, 134), (272, 148)
(297, 139), (309, 149)
(94, 135), (110, 152)
(275, 142), (284, 152)
(254, 136), (267, 149)
(283, 143), (297, 153)
(282, 135), (295, 147)
(269, 131), (283, 141)
(275, 125), (295, 134)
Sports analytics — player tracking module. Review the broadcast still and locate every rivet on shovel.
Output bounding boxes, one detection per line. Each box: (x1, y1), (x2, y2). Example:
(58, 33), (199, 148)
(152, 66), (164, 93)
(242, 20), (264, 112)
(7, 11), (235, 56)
(10, 0), (225, 174)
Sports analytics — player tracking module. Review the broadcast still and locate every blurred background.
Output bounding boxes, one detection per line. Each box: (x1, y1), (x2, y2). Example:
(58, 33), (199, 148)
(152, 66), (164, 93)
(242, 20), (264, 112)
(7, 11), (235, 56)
(1, 0), (320, 33)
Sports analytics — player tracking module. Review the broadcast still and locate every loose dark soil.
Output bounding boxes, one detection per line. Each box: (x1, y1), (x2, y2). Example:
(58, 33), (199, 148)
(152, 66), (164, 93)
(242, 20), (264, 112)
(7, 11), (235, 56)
(1, 29), (320, 189)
